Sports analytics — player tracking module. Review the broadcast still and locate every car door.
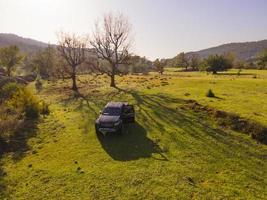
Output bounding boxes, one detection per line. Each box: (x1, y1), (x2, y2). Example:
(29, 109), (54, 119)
(122, 105), (135, 123)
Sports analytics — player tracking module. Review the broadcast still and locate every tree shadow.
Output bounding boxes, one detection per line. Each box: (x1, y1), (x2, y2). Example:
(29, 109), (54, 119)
(215, 72), (255, 76)
(97, 122), (168, 161)
(115, 87), (264, 160)
(2, 120), (39, 162)
(61, 86), (264, 163)
(0, 119), (39, 198)
(209, 96), (224, 100)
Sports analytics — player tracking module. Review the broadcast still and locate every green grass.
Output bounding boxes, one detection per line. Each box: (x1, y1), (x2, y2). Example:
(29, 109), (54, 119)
(1, 70), (267, 199)
(160, 69), (267, 125)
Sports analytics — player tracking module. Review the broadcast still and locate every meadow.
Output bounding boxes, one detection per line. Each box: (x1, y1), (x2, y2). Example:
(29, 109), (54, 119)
(1, 69), (267, 199)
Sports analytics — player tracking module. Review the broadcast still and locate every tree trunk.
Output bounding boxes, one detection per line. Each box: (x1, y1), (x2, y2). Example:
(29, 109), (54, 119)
(71, 66), (78, 91)
(110, 64), (116, 87)
(110, 74), (116, 87)
(7, 67), (11, 77)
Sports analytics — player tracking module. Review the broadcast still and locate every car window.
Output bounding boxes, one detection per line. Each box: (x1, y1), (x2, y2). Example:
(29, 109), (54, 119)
(102, 107), (121, 116)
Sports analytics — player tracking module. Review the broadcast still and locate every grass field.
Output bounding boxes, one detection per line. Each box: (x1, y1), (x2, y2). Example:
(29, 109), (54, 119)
(1, 70), (267, 199)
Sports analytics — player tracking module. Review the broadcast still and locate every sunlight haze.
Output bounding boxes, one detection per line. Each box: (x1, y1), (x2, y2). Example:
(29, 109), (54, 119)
(0, 0), (267, 59)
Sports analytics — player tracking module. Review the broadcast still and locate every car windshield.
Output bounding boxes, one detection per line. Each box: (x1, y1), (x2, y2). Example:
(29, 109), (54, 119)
(102, 107), (121, 116)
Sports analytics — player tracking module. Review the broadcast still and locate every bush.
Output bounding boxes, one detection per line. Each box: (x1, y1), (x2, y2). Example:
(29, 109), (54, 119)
(35, 79), (43, 93)
(204, 54), (234, 74)
(0, 82), (20, 102)
(6, 86), (49, 119)
(24, 102), (40, 119)
(0, 82), (49, 154)
(39, 101), (50, 115)
(206, 89), (215, 97)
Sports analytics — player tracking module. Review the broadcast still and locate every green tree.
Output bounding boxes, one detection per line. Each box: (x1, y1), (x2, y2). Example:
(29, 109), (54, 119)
(205, 54), (232, 74)
(175, 52), (190, 70)
(189, 54), (200, 71)
(234, 59), (246, 69)
(257, 49), (267, 69)
(154, 58), (165, 75)
(128, 55), (152, 74)
(223, 52), (236, 66)
(31, 45), (57, 79)
(0, 45), (24, 77)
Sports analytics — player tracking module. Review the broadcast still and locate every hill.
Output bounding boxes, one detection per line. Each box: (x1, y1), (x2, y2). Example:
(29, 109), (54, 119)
(0, 33), (49, 54)
(189, 40), (267, 61)
(1, 33), (267, 62)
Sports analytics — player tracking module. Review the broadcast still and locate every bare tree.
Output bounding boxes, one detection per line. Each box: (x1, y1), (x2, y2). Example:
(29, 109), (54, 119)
(90, 12), (132, 87)
(57, 32), (86, 91)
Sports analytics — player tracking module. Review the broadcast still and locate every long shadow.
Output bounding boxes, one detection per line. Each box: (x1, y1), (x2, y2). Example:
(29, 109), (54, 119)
(115, 87), (265, 159)
(10, 120), (39, 161)
(215, 72), (255, 76)
(0, 120), (39, 162)
(97, 122), (168, 161)
(61, 87), (264, 163)
(0, 120), (39, 198)
(209, 96), (224, 100)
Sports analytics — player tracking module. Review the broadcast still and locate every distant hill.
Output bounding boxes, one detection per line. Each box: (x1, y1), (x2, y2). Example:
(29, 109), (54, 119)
(1, 33), (267, 62)
(188, 40), (267, 61)
(0, 33), (49, 54)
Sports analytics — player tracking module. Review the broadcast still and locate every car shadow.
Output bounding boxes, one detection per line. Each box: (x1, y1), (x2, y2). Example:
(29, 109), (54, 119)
(97, 122), (168, 161)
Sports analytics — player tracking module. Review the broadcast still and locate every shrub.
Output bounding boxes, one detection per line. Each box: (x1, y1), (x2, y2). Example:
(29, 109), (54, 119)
(0, 82), (49, 154)
(35, 79), (43, 93)
(204, 54), (233, 74)
(39, 101), (50, 115)
(24, 102), (40, 119)
(21, 89), (41, 119)
(206, 89), (215, 97)
(7, 87), (49, 119)
(0, 111), (21, 138)
(0, 82), (20, 102)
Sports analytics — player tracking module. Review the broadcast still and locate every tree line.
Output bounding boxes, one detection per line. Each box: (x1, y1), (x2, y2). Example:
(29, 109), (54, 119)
(155, 49), (267, 74)
(0, 12), (267, 92)
(0, 13), (157, 92)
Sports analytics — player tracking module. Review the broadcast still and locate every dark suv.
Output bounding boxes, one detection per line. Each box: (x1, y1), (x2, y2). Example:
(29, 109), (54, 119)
(95, 102), (135, 135)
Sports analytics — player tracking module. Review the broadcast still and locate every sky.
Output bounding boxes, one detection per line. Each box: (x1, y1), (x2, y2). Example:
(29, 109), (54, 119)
(0, 0), (267, 60)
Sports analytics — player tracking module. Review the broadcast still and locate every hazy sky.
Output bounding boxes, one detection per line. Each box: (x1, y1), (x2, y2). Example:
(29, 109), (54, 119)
(0, 0), (267, 59)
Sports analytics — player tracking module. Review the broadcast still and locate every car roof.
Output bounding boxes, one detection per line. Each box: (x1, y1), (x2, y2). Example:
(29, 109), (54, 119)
(105, 102), (127, 108)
